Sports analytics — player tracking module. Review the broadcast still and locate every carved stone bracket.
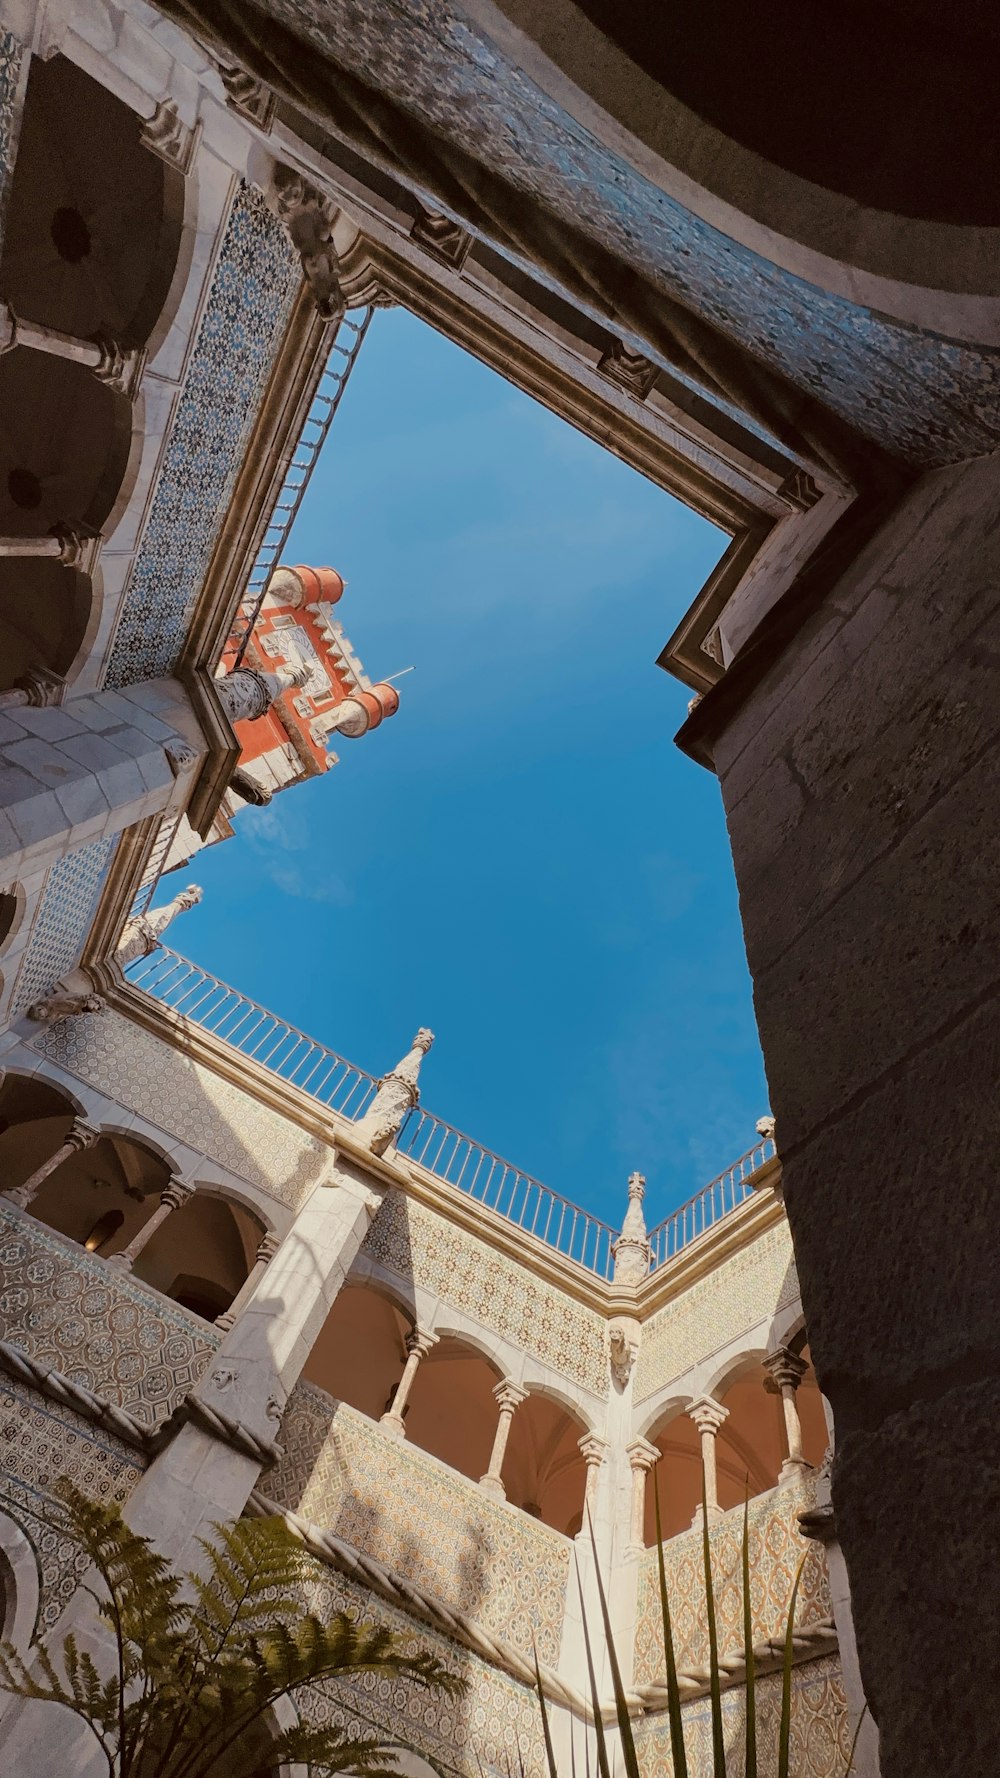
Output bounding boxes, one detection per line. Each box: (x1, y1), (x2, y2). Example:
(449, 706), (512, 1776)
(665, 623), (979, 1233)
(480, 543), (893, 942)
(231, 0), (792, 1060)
(597, 340), (659, 400)
(271, 165), (345, 321)
(777, 466), (823, 511)
(218, 62), (276, 129)
(608, 1317), (640, 1388)
(410, 204), (473, 271)
(141, 101), (201, 175)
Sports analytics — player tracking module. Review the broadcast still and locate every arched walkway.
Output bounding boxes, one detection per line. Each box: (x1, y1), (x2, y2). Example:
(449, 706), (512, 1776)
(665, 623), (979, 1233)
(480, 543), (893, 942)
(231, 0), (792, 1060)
(302, 1281), (414, 1422)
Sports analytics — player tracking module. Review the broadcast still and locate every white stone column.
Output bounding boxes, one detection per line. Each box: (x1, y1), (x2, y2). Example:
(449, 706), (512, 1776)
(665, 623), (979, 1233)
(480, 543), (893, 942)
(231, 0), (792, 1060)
(0, 300), (144, 396)
(380, 1328), (437, 1438)
(578, 1432), (608, 1530)
(626, 1437), (660, 1550)
(763, 1347), (812, 1481)
(479, 1381), (527, 1500)
(106, 1178), (193, 1270)
(0, 524), (100, 570)
(115, 885), (202, 968)
(3, 1118), (98, 1209)
(214, 1232), (281, 1331)
(687, 1396), (729, 1527)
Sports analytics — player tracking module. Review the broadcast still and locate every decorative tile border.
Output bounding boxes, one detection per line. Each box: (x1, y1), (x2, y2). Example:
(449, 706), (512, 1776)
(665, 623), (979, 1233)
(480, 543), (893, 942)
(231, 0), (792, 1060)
(103, 180), (300, 688)
(361, 1191), (608, 1397)
(634, 1223), (800, 1401)
(269, 1385), (571, 1665)
(0, 1374), (143, 1635)
(0, 1203), (219, 1426)
(0, 27), (27, 260)
(632, 1478), (830, 1685)
(33, 1006), (328, 1206)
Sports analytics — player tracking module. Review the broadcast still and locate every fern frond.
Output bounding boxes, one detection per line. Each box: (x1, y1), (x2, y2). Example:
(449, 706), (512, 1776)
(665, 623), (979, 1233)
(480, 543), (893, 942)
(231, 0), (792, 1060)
(270, 1722), (404, 1774)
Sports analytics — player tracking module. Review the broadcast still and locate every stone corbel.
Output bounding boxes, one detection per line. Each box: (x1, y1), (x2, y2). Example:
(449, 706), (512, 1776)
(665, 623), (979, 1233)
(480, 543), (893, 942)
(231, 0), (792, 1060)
(608, 1316), (640, 1389)
(141, 100), (201, 175)
(597, 339), (659, 400)
(409, 204), (473, 272)
(217, 62), (276, 130)
(270, 166), (346, 321)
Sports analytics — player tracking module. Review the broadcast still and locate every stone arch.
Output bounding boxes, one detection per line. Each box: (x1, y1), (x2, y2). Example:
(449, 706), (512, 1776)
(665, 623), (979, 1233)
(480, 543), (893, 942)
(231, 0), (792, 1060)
(135, 1188), (266, 1322)
(504, 1387), (592, 1535)
(0, 885), (26, 956)
(302, 1279), (414, 1423)
(403, 1331), (505, 1485)
(0, 1512), (40, 1654)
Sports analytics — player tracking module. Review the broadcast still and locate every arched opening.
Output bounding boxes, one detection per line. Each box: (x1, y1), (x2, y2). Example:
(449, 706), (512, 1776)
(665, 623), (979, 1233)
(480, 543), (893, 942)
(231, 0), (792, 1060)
(643, 1354), (827, 1544)
(503, 1392), (590, 1535)
(0, 560), (96, 693)
(134, 1190), (263, 1321)
(0, 351), (133, 540)
(403, 1333), (503, 1482)
(0, 886), (21, 952)
(0, 1075), (262, 1318)
(302, 1281), (414, 1421)
(1, 54), (185, 350)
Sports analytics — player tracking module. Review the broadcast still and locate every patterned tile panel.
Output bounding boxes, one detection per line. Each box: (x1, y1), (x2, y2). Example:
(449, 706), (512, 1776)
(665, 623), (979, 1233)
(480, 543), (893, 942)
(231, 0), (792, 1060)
(103, 181), (300, 688)
(7, 837), (118, 1019)
(0, 27), (27, 259)
(0, 1202), (219, 1426)
(262, 0), (1000, 466)
(635, 1654), (851, 1778)
(632, 1479), (830, 1685)
(0, 1374), (143, 1635)
(34, 1006), (328, 1207)
(634, 1224), (800, 1401)
(269, 1385), (570, 1665)
(361, 1191), (608, 1397)
(300, 1563), (548, 1778)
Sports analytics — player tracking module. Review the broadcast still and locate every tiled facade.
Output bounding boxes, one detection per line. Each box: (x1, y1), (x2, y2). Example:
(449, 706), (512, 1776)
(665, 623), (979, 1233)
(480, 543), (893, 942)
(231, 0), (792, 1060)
(632, 1479), (830, 1684)
(634, 1653), (852, 1778)
(7, 837), (118, 1019)
(0, 1375), (143, 1633)
(269, 1384), (571, 1664)
(33, 1007), (329, 1206)
(634, 1223), (800, 1400)
(301, 1563), (548, 1778)
(103, 182), (300, 689)
(361, 1189), (608, 1397)
(0, 1204), (219, 1426)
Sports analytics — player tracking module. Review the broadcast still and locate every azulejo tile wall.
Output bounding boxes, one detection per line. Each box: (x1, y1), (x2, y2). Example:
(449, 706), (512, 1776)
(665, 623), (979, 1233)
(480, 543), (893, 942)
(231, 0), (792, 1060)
(0, 1374), (143, 1635)
(361, 1190), (608, 1398)
(300, 1563), (548, 1778)
(269, 1385), (570, 1665)
(8, 837), (119, 1019)
(34, 1007), (328, 1207)
(103, 181), (300, 688)
(632, 1479), (830, 1685)
(635, 1653), (851, 1778)
(634, 1224), (800, 1401)
(0, 1203), (219, 1426)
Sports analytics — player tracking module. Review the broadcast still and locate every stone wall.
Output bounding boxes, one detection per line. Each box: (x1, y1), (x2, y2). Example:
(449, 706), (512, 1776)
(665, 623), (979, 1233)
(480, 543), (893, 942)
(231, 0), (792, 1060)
(634, 1223), (799, 1401)
(361, 1189), (608, 1398)
(634, 1653), (851, 1778)
(269, 1384), (571, 1664)
(632, 1478), (829, 1684)
(0, 1202), (218, 1426)
(34, 1007), (328, 1207)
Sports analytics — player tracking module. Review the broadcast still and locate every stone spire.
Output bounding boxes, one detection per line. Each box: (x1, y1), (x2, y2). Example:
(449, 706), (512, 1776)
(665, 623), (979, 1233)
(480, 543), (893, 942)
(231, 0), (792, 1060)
(355, 1029), (434, 1157)
(612, 1171), (652, 1286)
(116, 885), (203, 967)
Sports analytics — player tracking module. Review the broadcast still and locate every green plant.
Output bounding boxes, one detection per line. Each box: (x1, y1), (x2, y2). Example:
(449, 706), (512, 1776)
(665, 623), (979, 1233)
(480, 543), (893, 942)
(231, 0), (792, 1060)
(534, 1478), (866, 1778)
(0, 1480), (465, 1778)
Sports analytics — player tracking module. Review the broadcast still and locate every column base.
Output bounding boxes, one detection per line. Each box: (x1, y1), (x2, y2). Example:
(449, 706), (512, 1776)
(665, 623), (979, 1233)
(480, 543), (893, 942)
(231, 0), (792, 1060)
(379, 1412), (407, 1439)
(778, 1456), (814, 1484)
(105, 1252), (134, 1270)
(478, 1473), (506, 1501)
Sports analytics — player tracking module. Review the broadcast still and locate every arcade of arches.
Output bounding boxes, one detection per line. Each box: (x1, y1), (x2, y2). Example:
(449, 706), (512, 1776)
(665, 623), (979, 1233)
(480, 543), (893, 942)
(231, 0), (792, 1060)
(302, 1282), (592, 1535)
(641, 1343), (828, 1544)
(0, 1075), (262, 1320)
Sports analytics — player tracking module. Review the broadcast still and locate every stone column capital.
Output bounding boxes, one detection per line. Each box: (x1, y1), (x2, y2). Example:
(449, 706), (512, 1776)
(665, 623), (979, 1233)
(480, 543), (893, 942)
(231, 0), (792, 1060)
(763, 1347), (809, 1393)
(626, 1436), (661, 1474)
(161, 1177), (195, 1212)
(255, 1232), (282, 1264)
(66, 1120), (100, 1154)
(578, 1433), (608, 1467)
(492, 1380), (527, 1415)
(687, 1395), (729, 1436)
(405, 1328), (437, 1360)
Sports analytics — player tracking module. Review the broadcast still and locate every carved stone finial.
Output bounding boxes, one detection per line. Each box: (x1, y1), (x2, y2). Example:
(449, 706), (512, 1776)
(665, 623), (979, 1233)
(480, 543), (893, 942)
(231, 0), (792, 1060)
(27, 990), (105, 1022)
(214, 663), (307, 726)
(117, 886), (203, 967)
(756, 1115), (776, 1145)
(355, 1028), (435, 1156)
(612, 1170), (651, 1286)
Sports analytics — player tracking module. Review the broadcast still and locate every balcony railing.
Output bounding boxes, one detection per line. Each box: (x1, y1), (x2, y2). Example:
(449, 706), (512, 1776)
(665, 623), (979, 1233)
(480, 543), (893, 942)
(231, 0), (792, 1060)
(128, 948), (776, 1279)
(645, 1134), (776, 1269)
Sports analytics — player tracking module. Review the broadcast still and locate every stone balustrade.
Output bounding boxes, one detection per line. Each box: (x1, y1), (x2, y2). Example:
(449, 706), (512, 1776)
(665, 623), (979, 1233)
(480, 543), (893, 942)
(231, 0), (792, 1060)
(632, 1476), (831, 1685)
(268, 1382), (571, 1664)
(0, 1203), (220, 1427)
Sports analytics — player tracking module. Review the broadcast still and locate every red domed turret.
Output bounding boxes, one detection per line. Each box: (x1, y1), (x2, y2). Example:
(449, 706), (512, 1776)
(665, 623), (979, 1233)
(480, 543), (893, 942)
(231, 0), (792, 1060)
(267, 564), (345, 608)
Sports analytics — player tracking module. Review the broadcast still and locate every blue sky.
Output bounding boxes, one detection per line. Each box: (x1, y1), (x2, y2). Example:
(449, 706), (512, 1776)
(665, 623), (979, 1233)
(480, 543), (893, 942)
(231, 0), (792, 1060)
(175, 308), (768, 1228)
